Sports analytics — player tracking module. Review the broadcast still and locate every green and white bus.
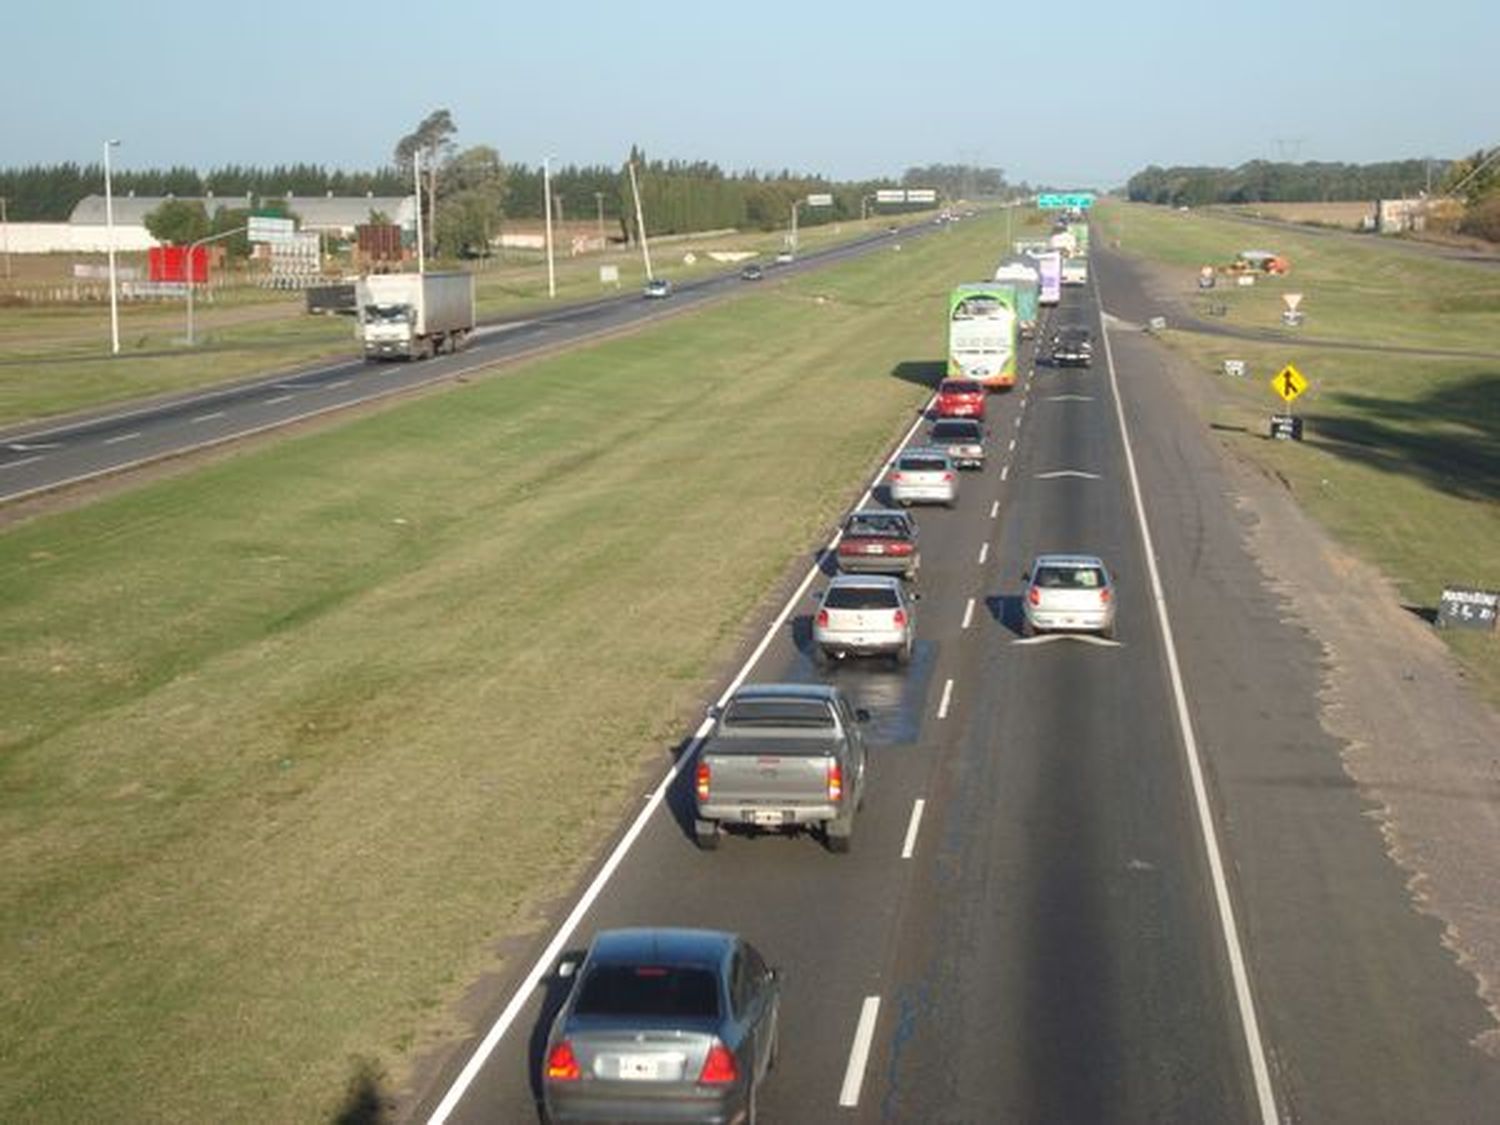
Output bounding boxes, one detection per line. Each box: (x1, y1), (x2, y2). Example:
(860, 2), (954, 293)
(947, 283), (1018, 389)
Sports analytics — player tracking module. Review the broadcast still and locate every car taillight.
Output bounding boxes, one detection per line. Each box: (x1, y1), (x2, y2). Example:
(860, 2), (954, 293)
(816, 609), (829, 627)
(827, 761), (844, 802)
(890, 471), (903, 481)
(943, 472), (954, 481)
(546, 1040), (581, 1082)
(887, 542), (911, 555)
(892, 609), (907, 627)
(1099, 588), (1112, 603)
(695, 761), (711, 802)
(699, 1041), (738, 1085)
(1028, 587), (1040, 606)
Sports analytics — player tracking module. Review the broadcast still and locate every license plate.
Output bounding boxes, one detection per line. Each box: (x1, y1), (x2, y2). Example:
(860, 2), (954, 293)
(749, 809), (787, 826)
(864, 544), (885, 554)
(616, 1054), (667, 1080)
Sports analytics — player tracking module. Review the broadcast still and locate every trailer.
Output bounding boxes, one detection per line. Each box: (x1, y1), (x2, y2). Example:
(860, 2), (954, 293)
(355, 272), (475, 360)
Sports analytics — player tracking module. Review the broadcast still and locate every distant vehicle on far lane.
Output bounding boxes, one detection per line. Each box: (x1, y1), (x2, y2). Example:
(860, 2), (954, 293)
(740, 264), (764, 281)
(643, 277), (673, 299)
(542, 927), (781, 1124)
(774, 251), (794, 264)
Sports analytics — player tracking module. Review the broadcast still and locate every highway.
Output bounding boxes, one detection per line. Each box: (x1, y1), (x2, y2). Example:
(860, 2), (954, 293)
(411, 241), (1500, 1123)
(0, 228), (914, 505)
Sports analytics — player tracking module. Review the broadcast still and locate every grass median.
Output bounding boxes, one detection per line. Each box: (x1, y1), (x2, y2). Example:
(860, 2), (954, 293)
(0, 209), (1015, 1122)
(1095, 202), (1500, 704)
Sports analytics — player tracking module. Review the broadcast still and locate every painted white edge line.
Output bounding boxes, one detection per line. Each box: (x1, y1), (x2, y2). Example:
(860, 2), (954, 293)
(0, 455), (42, 472)
(901, 799), (926, 860)
(423, 390), (939, 1125)
(1099, 290), (1279, 1125)
(103, 432), (141, 445)
(936, 678), (954, 720)
(961, 597), (975, 630)
(838, 996), (882, 1107)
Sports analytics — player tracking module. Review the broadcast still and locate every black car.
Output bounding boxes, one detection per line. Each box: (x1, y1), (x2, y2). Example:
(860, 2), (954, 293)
(543, 928), (781, 1123)
(1049, 327), (1094, 367)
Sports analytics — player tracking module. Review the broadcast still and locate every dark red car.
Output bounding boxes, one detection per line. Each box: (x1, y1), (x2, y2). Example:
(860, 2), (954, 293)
(934, 378), (986, 420)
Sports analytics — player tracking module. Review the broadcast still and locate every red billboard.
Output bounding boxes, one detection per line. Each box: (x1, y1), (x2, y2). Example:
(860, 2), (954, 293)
(148, 245), (209, 283)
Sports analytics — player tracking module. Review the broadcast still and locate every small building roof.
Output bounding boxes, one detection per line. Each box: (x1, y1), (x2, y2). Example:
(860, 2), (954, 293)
(69, 193), (416, 232)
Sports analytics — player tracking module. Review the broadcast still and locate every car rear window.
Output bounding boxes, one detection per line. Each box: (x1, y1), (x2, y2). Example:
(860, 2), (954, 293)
(575, 966), (720, 1019)
(823, 586), (901, 611)
(899, 457), (948, 472)
(722, 699), (835, 727)
(940, 381), (982, 395)
(847, 514), (909, 538)
(930, 421), (981, 440)
(1035, 566), (1106, 589)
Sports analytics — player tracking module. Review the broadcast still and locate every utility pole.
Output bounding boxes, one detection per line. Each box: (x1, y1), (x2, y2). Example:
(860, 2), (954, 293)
(1, 196), (10, 279)
(543, 156), (556, 299)
(594, 191), (605, 248)
(628, 161), (653, 281)
(414, 150), (426, 273)
(104, 138), (121, 355)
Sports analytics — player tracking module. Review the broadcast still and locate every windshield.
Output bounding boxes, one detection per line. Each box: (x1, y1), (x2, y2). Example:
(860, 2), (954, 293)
(952, 295), (1006, 320)
(363, 303), (412, 324)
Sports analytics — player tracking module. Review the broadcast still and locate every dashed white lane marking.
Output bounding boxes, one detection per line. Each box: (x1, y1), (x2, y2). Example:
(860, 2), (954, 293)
(1000, 464), (1009, 482)
(962, 597), (975, 630)
(327, 379), (352, 390)
(1011, 633), (1123, 648)
(838, 996), (882, 1107)
(978, 542), (989, 565)
(1048, 393), (1095, 401)
(937, 678), (954, 720)
(1014, 416), (1022, 428)
(1036, 469), (1101, 480)
(901, 799), (926, 859)
(1, 455), (43, 471)
(264, 395), (294, 406)
(989, 499), (1000, 518)
(7, 441), (61, 451)
(191, 411), (226, 424)
(103, 431), (141, 445)
(1008, 438), (1017, 453)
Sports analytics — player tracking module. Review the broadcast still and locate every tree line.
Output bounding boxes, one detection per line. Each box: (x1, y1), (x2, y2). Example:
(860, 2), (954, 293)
(1125, 158), (1448, 207)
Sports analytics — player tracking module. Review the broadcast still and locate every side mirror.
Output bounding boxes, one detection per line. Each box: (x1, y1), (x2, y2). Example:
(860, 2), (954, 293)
(909, 591), (922, 602)
(706, 703), (722, 720)
(556, 953), (583, 980)
(1021, 570), (1031, 581)
(855, 708), (871, 723)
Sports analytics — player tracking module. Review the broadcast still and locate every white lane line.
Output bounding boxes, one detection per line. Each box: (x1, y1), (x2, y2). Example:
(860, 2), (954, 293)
(1, 455), (43, 471)
(989, 499), (1000, 518)
(264, 394), (294, 406)
(326, 379), (352, 390)
(901, 799), (926, 859)
(838, 996), (882, 1107)
(1036, 469), (1101, 480)
(961, 597), (975, 630)
(1100, 293), (1279, 1125)
(978, 542), (989, 565)
(1000, 464), (1010, 482)
(103, 431), (141, 445)
(1008, 438), (1017, 453)
(424, 387), (940, 1125)
(937, 678), (954, 720)
(191, 411), (226, 423)
(1014, 416), (1022, 428)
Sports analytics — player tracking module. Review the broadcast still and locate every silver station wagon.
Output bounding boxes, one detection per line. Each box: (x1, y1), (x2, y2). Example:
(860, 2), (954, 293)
(888, 447), (958, 508)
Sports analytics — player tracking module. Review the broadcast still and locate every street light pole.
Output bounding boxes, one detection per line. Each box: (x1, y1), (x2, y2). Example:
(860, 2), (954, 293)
(104, 139), (121, 355)
(185, 225), (247, 346)
(594, 191), (605, 249)
(1, 196), (10, 279)
(790, 199), (800, 252)
(543, 156), (557, 299)
(413, 149), (426, 274)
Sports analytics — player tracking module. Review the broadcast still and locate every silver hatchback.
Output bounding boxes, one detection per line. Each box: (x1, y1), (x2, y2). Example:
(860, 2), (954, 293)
(814, 574), (916, 665)
(1022, 553), (1116, 638)
(888, 447), (958, 508)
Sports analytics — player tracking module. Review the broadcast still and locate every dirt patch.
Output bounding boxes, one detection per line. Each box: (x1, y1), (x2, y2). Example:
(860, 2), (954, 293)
(1113, 247), (1500, 1057)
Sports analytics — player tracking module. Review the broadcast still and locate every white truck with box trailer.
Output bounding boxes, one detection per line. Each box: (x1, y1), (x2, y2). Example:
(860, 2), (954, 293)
(355, 272), (475, 360)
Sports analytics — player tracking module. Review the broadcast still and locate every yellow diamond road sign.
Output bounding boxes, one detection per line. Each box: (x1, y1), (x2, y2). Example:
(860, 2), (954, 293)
(1271, 363), (1307, 404)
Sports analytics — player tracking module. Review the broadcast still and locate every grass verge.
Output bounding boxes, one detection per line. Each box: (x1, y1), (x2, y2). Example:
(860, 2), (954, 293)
(1095, 202), (1500, 706)
(0, 208), (1016, 1122)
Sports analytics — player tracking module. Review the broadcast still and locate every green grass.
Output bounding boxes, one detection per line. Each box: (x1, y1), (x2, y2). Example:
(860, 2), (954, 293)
(0, 208), (1011, 1123)
(0, 218), (907, 428)
(1096, 201), (1500, 705)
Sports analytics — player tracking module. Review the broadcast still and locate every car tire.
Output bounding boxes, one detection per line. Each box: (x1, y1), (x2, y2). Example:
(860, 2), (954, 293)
(694, 820), (721, 851)
(825, 819), (853, 854)
(1021, 617), (1036, 638)
(1100, 623), (1115, 640)
(895, 641), (911, 667)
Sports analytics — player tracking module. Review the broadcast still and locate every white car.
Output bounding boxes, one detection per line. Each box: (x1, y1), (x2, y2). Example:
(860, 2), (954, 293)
(887, 448), (957, 508)
(814, 575), (916, 665)
(1022, 554), (1116, 638)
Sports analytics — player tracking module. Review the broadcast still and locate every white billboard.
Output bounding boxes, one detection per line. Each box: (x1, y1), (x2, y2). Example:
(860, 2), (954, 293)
(806, 193), (834, 207)
(906, 188), (937, 204)
(875, 189), (906, 204)
(249, 216), (295, 244)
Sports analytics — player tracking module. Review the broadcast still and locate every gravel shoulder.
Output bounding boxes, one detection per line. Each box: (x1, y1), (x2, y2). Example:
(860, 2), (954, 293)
(1099, 242), (1500, 1057)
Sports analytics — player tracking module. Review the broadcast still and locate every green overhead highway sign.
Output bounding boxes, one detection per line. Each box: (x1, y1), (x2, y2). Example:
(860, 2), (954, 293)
(1037, 193), (1096, 210)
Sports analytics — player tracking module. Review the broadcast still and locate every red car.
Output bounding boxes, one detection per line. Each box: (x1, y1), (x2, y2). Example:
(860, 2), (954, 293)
(934, 378), (986, 420)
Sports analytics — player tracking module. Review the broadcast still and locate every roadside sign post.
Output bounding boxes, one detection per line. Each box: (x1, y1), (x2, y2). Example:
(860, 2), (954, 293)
(1282, 292), (1304, 327)
(1437, 587), (1499, 631)
(1223, 359), (1246, 378)
(1269, 363), (1308, 440)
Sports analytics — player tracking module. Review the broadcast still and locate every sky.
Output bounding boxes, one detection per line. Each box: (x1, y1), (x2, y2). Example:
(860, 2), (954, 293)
(4, 0), (1496, 188)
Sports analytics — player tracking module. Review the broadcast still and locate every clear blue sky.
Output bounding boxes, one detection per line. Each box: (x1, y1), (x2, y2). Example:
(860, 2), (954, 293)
(4, 0), (1495, 187)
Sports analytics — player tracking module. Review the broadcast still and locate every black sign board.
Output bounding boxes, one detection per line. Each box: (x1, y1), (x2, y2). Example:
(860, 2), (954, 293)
(1269, 413), (1303, 441)
(1437, 587), (1499, 631)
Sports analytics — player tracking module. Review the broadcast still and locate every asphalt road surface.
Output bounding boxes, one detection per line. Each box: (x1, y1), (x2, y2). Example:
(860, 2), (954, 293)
(0, 228), (920, 505)
(412, 252), (1500, 1123)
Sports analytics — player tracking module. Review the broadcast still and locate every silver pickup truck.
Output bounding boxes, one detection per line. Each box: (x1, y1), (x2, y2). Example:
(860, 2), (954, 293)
(693, 683), (869, 853)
